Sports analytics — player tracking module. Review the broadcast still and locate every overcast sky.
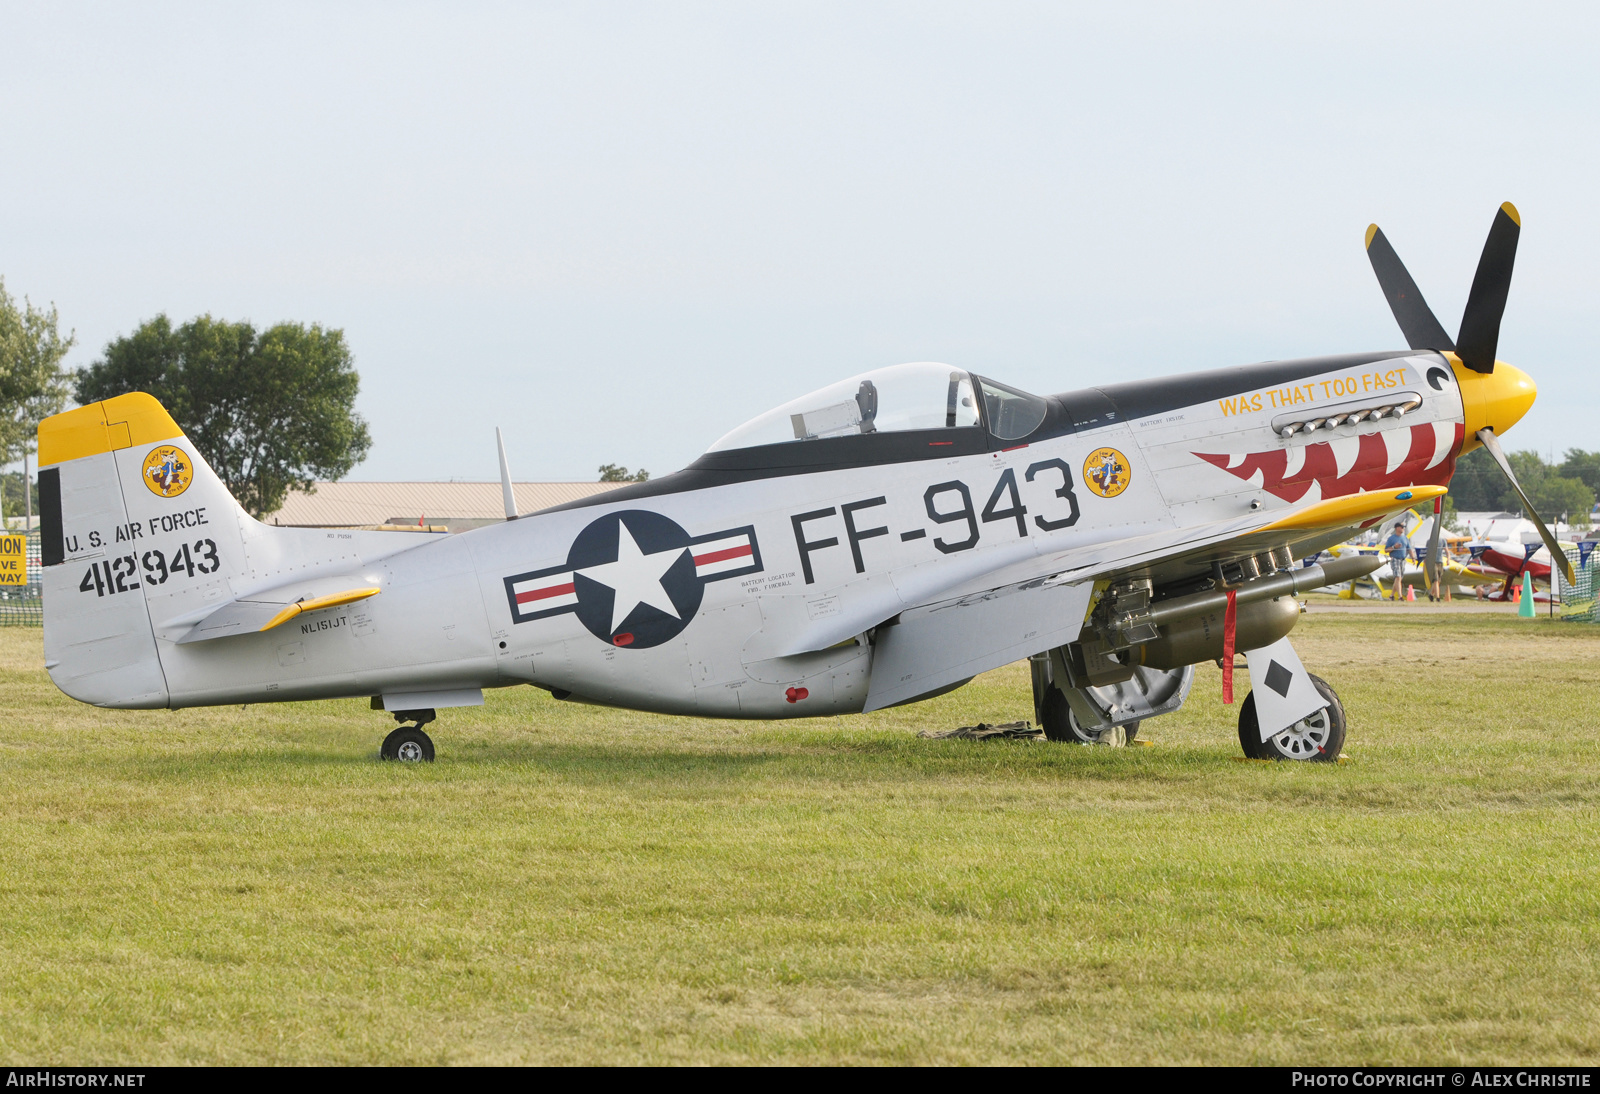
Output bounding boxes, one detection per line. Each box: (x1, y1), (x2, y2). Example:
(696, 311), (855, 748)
(3, 2), (1596, 482)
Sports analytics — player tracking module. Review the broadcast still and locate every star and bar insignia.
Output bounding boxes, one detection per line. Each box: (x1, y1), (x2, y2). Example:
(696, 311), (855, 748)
(503, 510), (762, 648)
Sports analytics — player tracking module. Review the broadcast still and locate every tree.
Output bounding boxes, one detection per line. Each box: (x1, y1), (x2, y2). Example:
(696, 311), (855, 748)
(1445, 446), (1503, 511)
(0, 276), (75, 467)
(75, 315), (372, 517)
(1502, 450), (1550, 512)
(1447, 445), (1594, 523)
(1531, 476), (1594, 524)
(0, 471), (39, 521)
(598, 463), (649, 483)
(1559, 449), (1600, 495)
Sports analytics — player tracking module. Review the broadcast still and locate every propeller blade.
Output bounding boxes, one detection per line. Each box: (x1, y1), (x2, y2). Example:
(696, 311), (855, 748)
(1424, 495), (1446, 592)
(1475, 428), (1575, 585)
(1365, 224), (1455, 352)
(1455, 202), (1521, 373)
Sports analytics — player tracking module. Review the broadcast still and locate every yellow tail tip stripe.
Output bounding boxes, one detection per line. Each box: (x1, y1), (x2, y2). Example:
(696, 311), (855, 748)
(1364, 223), (1379, 249)
(260, 588), (381, 633)
(38, 392), (183, 467)
(1500, 201), (1521, 226)
(1259, 486), (1448, 533)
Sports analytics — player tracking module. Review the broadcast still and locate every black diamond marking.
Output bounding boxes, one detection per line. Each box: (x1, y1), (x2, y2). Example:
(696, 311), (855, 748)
(1264, 660), (1293, 698)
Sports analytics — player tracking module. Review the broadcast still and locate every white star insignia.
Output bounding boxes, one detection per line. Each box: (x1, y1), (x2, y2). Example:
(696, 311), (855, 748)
(576, 522), (688, 634)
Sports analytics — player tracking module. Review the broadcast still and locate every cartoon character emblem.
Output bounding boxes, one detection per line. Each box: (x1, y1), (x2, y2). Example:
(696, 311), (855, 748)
(1083, 447), (1131, 499)
(503, 510), (763, 648)
(142, 445), (193, 499)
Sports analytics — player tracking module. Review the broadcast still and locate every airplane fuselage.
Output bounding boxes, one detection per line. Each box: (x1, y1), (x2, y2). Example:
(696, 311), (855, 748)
(44, 348), (1481, 716)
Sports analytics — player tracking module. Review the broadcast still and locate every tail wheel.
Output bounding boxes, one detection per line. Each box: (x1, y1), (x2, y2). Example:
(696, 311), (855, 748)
(1040, 687), (1139, 744)
(381, 726), (436, 763)
(1237, 673), (1346, 762)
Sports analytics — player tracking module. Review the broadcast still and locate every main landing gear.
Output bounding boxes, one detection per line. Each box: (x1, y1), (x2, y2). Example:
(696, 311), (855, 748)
(380, 708), (437, 763)
(1236, 674), (1346, 762)
(1039, 687), (1140, 745)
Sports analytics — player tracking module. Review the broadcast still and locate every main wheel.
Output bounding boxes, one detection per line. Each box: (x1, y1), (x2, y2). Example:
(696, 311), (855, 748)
(381, 726), (436, 763)
(1237, 674), (1345, 762)
(1040, 687), (1138, 744)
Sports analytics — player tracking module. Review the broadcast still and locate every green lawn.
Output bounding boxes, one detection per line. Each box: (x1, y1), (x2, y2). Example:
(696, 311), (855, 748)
(1, 614), (1597, 1065)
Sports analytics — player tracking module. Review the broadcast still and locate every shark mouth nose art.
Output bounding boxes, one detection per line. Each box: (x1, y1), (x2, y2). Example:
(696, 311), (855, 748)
(1195, 420), (1462, 504)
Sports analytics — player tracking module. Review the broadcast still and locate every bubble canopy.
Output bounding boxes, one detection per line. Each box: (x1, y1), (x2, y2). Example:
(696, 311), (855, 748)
(706, 362), (1049, 453)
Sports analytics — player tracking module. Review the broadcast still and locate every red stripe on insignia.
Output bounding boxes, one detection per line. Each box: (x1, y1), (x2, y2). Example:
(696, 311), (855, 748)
(516, 582), (575, 604)
(693, 545), (752, 566)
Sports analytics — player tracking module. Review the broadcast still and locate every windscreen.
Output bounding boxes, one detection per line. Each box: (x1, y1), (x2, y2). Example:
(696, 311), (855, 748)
(976, 376), (1049, 441)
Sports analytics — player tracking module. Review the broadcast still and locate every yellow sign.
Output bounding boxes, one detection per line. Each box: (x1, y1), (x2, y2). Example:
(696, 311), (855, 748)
(0, 534), (26, 585)
(142, 445), (193, 499)
(1083, 447), (1131, 499)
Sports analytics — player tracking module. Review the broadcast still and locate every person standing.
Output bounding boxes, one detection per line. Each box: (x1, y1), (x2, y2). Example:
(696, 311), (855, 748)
(1428, 531), (1454, 603)
(1384, 521), (1410, 602)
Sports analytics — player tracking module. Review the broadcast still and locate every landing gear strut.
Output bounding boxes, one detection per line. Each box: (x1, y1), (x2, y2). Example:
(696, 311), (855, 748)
(1039, 687), (1140, 744)
(1030, 652), (1188, 746)
(380, 708), (437, 763)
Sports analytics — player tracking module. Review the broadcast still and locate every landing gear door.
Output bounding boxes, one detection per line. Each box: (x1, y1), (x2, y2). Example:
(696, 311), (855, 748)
(864, 578), (1092, 712)
(1243, 636), (1328, 741)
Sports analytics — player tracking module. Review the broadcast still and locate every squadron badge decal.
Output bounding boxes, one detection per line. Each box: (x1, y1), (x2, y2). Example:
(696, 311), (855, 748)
(142, 445), (193, 499)
(503, 510), (762, 648)
(1083, 447), (1130, 499)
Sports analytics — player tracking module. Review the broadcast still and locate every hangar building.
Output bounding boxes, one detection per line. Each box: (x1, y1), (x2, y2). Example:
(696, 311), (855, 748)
(261, 481), (626, 533)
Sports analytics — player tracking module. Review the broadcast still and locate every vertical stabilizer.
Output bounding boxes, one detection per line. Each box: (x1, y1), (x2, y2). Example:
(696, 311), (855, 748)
(37, 393), (253, 708)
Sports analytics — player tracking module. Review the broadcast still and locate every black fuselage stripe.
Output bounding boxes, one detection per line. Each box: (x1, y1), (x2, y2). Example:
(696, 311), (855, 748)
(535, 350), (1421, 513)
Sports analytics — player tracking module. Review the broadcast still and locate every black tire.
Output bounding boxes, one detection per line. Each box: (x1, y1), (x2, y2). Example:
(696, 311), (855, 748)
(1040, 686), (1077, 742)
(1236, 694), (1270, 759)
(1236, 673), (1345, 762)
(1040, 687), (1137, 744)
(381, 726), (436, 763)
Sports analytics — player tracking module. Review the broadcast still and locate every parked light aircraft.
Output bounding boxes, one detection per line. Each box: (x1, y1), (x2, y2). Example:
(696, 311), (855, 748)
(1464, 514), (1572, 596)
(1307, 511), (1493, 600)
(1314, 541), (1499, 600)
(37, 204), (1566, 763)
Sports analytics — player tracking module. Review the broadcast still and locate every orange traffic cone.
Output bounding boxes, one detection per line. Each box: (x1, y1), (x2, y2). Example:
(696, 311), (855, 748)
(1512, 582), (1521, 604)
(1406, 585), (1416, 602)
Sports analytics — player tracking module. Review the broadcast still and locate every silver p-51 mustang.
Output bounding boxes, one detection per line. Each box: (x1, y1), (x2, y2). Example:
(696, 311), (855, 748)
(39, 204), (1562, 762)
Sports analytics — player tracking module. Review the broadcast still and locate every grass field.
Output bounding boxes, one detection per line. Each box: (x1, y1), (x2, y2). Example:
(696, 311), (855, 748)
(2, 613), (1598, 1065)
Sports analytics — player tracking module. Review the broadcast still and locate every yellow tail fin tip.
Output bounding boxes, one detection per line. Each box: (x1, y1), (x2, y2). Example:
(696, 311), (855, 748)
(37, 392), (183, 467)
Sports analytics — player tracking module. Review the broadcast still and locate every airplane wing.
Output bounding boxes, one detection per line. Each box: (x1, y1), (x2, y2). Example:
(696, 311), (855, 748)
(861, 485), (1441, 711)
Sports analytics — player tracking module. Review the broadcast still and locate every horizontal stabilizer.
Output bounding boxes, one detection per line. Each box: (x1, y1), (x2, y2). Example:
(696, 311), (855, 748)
(170, 578), (380, 644)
